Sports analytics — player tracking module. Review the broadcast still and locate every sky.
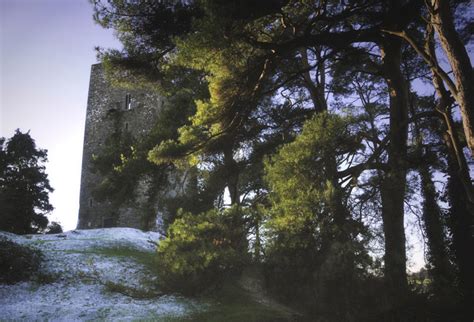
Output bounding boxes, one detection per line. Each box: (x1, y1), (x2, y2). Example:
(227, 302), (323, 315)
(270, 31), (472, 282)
(1, 0), (121, 230)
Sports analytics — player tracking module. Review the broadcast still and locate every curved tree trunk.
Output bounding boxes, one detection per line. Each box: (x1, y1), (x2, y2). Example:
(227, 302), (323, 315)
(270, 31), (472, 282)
(430, 0), (474, 155)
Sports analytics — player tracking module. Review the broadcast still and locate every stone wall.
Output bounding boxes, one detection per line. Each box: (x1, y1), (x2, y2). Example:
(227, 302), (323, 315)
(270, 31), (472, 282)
(77, 64), (168, 230)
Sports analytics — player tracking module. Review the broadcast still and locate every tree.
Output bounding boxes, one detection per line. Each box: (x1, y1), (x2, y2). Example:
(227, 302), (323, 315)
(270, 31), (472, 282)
(0, 130), (53, 234)
(428, 0), (474, 156)
(156, 206), (249, 295)
(387, 9), (474, 311)
(264, 112), (372, 319)
(386, 0), (474, 155)
(91, 0), (472, 316)
(445, 152), (474, 318)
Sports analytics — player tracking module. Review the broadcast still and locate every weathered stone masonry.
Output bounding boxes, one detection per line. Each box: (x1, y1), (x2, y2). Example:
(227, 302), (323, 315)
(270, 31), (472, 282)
(77, 64), (169, 230)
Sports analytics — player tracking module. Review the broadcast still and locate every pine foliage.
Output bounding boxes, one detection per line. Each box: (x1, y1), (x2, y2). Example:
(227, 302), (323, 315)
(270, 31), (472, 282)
(0, 130), (53, 234)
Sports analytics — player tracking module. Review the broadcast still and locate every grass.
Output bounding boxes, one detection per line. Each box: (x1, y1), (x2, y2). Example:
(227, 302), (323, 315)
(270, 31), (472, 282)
(39, 244), (161, 296)
(87, 245), (299, 321)
(22, 239), (300, 320)
(68, 246), (161, 297)
(163, 282), (298, 322)
(103, 280), (162, 299)
(55, 246), (157, 271)
(32, 272), (60, 285)
(91, 246), (167, 297)
(85, 247), (298, 320)
(88, 246), (157, 271)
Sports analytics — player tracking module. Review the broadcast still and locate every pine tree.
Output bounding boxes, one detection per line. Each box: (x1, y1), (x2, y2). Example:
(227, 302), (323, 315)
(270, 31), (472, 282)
(0, 130), (53, 234)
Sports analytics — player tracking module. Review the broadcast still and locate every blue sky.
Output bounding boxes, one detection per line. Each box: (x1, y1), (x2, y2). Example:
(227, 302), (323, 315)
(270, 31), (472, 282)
(1, 0), (121, 230)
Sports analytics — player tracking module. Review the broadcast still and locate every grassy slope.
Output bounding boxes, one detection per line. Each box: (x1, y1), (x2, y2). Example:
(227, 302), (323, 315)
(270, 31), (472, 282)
(0, 229), (300, 321)
(93, 247), (298, 321)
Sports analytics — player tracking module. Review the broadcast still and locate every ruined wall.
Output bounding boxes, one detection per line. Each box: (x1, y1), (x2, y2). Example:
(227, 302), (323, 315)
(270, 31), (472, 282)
(77, 64), (168, 230)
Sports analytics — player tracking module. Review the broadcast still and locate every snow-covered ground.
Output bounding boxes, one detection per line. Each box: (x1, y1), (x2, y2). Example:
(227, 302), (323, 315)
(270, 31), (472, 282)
(0, 228), (207, 321)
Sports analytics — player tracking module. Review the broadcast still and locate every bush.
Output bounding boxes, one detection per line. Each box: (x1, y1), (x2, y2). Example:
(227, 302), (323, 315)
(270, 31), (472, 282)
(0, 237), (43, 284)
(45, 221), (63, 234)
(156, 206), (249, 295)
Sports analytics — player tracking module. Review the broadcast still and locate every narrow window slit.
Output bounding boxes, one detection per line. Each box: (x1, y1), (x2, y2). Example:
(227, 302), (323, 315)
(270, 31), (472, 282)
(125, 94), (132, 110)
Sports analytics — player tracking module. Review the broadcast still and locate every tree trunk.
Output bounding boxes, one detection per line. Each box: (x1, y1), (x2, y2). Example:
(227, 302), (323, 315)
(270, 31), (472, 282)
(430, 0), (474, 155)
(427, 25), (474, 313)
(419, 163), (453, 289)
(425, 18), (474, 208)
(379, 36), (409, 307)
(444, 132), (474, 318)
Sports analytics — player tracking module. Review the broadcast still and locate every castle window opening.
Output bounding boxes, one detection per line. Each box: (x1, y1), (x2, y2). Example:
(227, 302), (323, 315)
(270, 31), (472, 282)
(89, 198), (93, 207)
(125, 122), (129, 130)
(125, 94), (132, 110)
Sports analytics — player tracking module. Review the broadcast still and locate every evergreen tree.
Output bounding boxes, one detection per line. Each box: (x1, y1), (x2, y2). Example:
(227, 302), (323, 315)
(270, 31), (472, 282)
(0, 130), (53, 234)
(264, 112), (372, 319)
(90, 0), (473, 317)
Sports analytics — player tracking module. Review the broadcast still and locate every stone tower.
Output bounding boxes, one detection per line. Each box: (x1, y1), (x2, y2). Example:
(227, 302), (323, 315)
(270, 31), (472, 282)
(77, 64), (170, 230)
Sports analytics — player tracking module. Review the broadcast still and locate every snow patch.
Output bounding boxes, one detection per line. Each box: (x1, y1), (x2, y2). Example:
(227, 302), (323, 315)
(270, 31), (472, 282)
(0, 228), (207, 320)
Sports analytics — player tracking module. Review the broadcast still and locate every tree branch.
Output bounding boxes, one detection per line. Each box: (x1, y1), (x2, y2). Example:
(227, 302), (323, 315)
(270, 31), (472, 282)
(381, 29), (459, 100)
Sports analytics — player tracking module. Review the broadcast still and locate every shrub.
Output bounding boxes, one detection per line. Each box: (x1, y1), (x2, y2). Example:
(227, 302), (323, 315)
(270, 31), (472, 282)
(156, 206), (249, 295)
(0, 237), (43, 284)
(45, 221), (63, 234)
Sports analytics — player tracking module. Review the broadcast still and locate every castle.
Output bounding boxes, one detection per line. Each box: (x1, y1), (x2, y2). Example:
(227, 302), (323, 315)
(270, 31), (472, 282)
(77, 64), (180, 231)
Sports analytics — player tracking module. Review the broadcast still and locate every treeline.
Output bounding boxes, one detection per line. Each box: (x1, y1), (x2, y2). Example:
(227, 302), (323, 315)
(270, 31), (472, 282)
(90, 0), (473, 320)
